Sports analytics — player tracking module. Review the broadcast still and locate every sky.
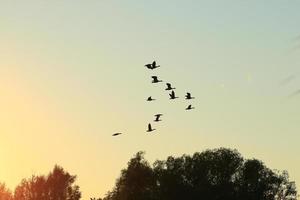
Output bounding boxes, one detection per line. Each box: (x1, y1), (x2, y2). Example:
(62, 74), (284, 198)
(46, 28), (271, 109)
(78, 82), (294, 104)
(0, 1), (300, 199)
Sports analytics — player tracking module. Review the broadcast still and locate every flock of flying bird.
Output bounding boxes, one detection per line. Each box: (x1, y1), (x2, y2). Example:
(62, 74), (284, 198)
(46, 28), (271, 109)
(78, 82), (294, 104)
(112, 61), (195, 136)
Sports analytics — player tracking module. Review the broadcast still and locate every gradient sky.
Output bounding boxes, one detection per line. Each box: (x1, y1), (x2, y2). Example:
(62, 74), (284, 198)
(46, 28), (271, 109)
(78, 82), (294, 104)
(1, 1), (300, 199)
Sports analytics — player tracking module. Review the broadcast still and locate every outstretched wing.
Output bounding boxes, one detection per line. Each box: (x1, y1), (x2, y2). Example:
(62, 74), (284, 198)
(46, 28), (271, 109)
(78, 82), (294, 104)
(148, 123), (152, 130)
(152, 61), (156, 66)
(166, 83), (171, 88)
(151, 76), (157, 81)
(172, 90), (175, 96)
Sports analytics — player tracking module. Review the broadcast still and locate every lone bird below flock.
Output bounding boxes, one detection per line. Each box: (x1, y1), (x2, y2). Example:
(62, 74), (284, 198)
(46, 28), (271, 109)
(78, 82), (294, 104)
(112, 133), (122, 136)
(151, 76), (163, 83)
(185, 92), (195, 100)
(186, 104), (195, 110)
(147, 123), (156, 132)
(147, 96), (155, 101)
(154, 114), (163, 122)
(165, 83), (175, 90)
(169, 90), (178, 99)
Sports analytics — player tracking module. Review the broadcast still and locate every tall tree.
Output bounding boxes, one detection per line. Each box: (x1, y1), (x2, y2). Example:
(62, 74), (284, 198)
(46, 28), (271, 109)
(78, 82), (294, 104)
(104, 152), (157, 200)
(14, 165), (81, 200)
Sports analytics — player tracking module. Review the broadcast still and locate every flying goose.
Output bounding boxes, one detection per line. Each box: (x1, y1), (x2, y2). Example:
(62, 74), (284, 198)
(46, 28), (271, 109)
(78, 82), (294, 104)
(186, 104), (195, 110)
(165, 83), (175, 90)
(151, 76), (163, 83)
(154, 114), (163, 122)
(169, 90), (178, 99)
(112, 133), (122, 136)
(147, 96), (156, 101)
(147, 123), (156, 132)
(185, 92), (195, 100)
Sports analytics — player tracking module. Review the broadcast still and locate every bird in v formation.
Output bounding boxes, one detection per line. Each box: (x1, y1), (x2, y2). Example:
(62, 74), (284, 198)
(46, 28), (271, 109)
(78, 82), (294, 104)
(154, 114), (163, 122)
(145, 61), (160, 70)
(169, 90), (179, 100)
(147, 96), (155, 101)
(151, 76), (163, 83)
(166, 83), (175, 90)
(147, 123), (156, 132)
(186, 104), (195, 110)
(185, 92), (195, 100)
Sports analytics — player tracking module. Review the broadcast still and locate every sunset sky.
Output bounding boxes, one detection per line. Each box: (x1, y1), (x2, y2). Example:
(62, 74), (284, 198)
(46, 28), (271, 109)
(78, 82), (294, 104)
(1, 1), (300, 199)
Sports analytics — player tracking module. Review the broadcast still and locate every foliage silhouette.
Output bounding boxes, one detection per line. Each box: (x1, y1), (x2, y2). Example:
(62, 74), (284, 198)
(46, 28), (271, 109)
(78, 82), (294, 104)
(0, 149), (297, 200)
(0, 183), (13, 200)
(0, 165), (81, 200)
(101, 148), (297, 200)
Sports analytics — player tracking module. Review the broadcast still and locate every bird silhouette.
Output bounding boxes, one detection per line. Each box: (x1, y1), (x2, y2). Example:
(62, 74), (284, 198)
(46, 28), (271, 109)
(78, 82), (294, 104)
(151, 76), (163, 83)
(169, 90), (178, 99)
(154, 114), (163, 122)
(144, 61), (160, 70)
(151, 61), (160, 69)
(165, 83), (175, 90)
(147, 96), (156, 101)
(147, 123), (156, 132)
(185, 92), (195, 100)
(186, 104), (195, 110)
(112, 133), (122, 136)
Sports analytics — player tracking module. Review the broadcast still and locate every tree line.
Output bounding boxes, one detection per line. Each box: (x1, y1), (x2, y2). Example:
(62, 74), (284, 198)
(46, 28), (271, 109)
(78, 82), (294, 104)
(0, 148), (298, 200)
(99, 148), (297, 200)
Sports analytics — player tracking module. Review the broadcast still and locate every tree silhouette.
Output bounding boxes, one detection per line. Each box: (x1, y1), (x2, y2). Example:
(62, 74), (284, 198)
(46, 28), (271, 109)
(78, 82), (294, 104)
(103, 152), (157, 200)
(14, 165), (81, 200)
(102, 148), (297, 200)
(0, 149), (297, 200)
(0, 183), (13, 200)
